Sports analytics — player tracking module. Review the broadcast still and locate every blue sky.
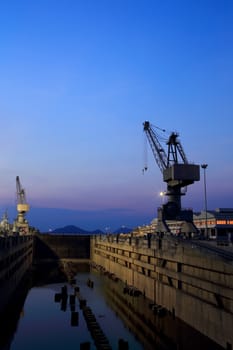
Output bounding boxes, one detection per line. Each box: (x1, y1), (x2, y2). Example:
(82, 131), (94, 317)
(0, 0), (232, 232)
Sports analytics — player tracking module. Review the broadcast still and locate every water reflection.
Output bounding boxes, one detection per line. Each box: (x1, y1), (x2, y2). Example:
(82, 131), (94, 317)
(92, 266), (223, 350)
(0, 263), (224, 350)
(0, 270), (33, 350)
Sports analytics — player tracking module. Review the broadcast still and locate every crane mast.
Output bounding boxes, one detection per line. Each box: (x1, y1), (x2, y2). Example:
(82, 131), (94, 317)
(143, 121), (200, 234)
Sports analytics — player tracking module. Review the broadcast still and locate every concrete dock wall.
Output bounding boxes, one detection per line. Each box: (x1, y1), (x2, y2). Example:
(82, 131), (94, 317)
(0, 235), (33, 313)
(90, 235), (233, 349)
(33, 233), (90, 263)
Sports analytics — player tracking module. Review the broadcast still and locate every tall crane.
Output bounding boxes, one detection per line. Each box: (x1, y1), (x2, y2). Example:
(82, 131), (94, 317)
(143, 121), (200, 233)
(14, 176), (30, 234)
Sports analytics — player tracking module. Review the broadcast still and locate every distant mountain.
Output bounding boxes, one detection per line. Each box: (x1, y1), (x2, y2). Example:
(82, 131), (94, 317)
(49, 224), (132, 235)
(113, 227), (132, 234)
(51, 225), (104, 235)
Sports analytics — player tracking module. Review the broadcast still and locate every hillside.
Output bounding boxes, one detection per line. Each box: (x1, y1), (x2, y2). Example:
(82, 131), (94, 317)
(51, 225), (104, 235)
(50, 225), (132, 235)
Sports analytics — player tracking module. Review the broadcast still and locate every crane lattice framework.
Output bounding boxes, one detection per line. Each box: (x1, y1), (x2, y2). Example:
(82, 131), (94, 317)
(143, 121), (200, 233)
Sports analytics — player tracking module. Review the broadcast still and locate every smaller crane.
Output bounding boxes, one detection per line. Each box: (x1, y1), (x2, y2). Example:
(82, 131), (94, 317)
(14, 176), (30, 234)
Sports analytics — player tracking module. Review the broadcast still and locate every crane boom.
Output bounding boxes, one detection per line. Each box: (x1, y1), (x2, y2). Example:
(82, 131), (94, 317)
(144, 121), (189, 170)
(16, 176), (27, 204)
(16, 176), (29, 213)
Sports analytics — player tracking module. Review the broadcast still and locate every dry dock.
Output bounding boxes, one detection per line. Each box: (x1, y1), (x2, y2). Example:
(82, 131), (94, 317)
(1, 233), (232, 349)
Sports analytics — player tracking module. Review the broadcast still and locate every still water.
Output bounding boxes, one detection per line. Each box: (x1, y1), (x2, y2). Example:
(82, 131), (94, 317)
(6, 263), (223, 350)
(10, 267), (143, 350)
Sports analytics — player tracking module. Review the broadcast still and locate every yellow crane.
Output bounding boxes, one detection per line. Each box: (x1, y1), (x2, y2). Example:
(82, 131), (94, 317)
(14, 176), (30, 234)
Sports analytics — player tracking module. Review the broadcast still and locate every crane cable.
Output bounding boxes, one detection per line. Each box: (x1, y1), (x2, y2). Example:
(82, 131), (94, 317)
(143, 133), (148, 174)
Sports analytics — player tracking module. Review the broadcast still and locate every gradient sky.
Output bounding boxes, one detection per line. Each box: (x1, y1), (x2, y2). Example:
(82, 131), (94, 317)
(0, 0), (232, 232)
